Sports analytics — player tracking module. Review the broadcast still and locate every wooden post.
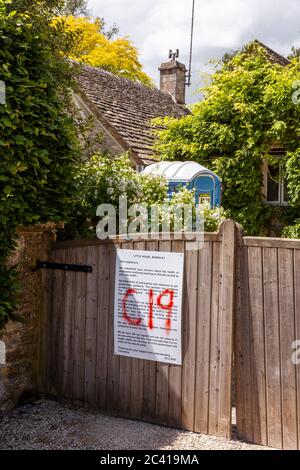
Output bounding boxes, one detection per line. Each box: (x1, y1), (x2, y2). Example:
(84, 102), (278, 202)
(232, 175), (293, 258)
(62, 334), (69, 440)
(217, 220), (239, 438)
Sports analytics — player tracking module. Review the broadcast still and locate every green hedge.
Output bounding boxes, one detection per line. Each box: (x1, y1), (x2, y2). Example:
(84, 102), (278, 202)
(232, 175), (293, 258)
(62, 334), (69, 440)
(0, 1), (80, 328)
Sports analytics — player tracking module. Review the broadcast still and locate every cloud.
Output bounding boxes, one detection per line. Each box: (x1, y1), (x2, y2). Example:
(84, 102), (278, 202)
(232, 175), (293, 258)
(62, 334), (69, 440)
(88, 0), (300, 102)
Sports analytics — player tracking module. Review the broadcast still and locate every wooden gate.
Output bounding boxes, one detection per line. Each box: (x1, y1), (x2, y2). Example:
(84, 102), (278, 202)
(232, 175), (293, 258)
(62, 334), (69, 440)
(235, 235), (300, 450)
(40, 221), (237, 439)
(39, 221), (300, 448)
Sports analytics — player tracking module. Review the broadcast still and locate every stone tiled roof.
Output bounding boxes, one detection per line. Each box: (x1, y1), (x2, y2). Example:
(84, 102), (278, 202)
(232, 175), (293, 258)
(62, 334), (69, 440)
(254, 40), (290, 66)
(77, 65), (189, 165)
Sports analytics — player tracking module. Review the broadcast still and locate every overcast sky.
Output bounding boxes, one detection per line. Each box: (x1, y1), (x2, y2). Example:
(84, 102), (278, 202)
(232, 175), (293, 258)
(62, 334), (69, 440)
(88, 0), (300, 103)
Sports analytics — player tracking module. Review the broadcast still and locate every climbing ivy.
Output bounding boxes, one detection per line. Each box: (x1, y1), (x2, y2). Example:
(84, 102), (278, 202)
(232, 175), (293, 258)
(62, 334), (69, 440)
(0, 0), (80, 328)
(153, 43), (300, 235)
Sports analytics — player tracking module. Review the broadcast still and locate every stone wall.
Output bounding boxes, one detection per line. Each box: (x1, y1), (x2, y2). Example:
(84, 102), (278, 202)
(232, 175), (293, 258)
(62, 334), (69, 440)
(0, 226), (56, 411)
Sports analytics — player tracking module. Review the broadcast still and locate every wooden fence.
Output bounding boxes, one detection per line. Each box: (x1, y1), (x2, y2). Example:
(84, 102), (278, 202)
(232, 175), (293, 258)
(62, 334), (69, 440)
(40, 221), (300, 449)
(235, 235), (300, 450)
(40, 221), (237, 439)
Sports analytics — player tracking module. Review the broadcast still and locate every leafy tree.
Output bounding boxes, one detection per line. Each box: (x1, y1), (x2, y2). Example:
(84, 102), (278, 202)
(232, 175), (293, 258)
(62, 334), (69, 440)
(288, 46), (300, 60)
(100, 17), (119, 40)
(153, 43), (300, 234)
(0, 0), (80, 328)
(8, 0), (64, 13)
(57, 1), (120, 39)
(53, 16), (153, 86)
(59, 0), (90, 17)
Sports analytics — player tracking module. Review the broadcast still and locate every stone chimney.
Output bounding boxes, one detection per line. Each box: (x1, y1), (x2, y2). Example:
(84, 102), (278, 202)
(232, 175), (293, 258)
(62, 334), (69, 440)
(159, 60), (187, 105)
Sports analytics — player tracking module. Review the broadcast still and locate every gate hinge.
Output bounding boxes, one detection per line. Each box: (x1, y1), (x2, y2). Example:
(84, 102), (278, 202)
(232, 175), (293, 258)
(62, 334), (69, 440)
(33, 261), (93, 273)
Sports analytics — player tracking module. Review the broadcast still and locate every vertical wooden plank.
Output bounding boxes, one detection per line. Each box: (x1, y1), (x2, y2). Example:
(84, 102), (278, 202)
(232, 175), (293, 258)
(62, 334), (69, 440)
(118, 241), (133, 419)
(237, 245), (255, 443)
(168, 239), (183, 429)
(61, 248), (76, 402)
(194, 241), (213, 434)
(72, 247), (87, 406)
(142, 240), (158, 423)
(106, 243), (119, 416)
(294, 249), (300, 450)
(263, 247), (283, 449)
(130, 241), (144, 421)
(58, 250), (67, 402)
(234, 235), (246, 439)
(50, 249), (63, 398)
(84, 246), (98, 409)
(95, 243), (110, 411)
(181, 243), (198, 431)
(247, 246), (267, 445)
(155, 240), (171, 426)
(217, 220), (235, 438)
(118, 359), (133, 418)
(130, 358), (144, 420)
(116, 235), (132, 414)
(208, 240), (221, 436)
(278, 248), (298, 449)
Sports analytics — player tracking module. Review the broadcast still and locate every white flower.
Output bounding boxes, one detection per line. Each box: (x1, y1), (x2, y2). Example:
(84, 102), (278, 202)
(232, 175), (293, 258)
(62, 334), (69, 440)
(118, 180), (127, 191)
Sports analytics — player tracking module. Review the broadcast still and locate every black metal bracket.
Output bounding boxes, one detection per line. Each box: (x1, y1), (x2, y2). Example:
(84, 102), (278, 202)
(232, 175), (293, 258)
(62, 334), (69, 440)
(34, 261), (93, 273)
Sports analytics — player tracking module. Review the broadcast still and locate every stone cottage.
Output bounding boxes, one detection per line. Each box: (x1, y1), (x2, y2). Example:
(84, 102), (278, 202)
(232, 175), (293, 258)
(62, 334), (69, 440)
(74, 58), (189, 170)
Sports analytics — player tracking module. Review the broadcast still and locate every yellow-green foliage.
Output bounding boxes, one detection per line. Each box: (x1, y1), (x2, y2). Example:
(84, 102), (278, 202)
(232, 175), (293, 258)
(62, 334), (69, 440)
(53, 16), (153, 86)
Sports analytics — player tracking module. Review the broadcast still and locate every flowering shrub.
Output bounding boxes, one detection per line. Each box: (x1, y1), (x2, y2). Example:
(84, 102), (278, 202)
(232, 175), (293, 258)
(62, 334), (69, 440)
(64, 154), (227, 239)
(203, 203), (227, 232)
(166, 186), (227, 232)
(64, 153), (167, 239)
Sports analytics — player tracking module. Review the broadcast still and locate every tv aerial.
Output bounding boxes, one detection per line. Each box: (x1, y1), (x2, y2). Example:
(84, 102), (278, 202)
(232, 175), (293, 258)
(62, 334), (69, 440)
(167, 1), (196, 88)
(169, 49), (180, 60)
(186, 0), (196, 87)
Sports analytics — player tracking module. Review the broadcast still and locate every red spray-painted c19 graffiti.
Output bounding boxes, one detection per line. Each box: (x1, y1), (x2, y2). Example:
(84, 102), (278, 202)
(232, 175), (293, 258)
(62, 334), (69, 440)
(157, 289), (174, 334)
(122, 288), (175, 334)
(122, 288), (142, 326)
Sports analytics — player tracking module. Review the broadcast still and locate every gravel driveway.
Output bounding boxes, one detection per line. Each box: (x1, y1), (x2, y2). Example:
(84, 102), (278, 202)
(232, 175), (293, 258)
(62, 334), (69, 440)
(0, 400), (271, 450)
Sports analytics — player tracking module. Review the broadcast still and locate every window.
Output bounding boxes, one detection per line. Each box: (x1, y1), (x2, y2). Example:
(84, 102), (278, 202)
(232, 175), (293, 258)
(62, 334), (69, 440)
(266, 162), (289, 205)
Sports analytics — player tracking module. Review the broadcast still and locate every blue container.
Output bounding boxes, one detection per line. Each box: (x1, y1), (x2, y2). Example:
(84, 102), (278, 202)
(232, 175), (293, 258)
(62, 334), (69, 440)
(142, 161), (221, 208)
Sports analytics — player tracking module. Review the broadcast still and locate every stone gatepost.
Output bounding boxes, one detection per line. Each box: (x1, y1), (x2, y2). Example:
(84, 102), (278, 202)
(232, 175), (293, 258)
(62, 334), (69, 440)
(0, 225), (56, 411)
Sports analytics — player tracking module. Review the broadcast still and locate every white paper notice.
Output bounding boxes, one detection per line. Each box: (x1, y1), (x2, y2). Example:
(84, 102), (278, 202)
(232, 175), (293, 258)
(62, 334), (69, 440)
(114, 249), (184, 365)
